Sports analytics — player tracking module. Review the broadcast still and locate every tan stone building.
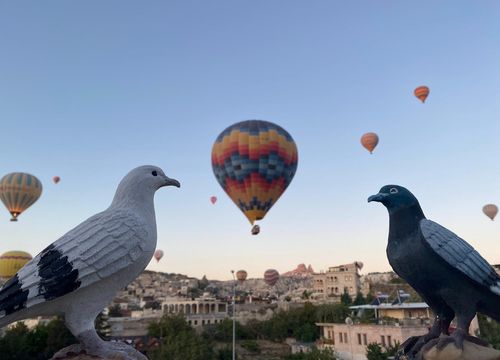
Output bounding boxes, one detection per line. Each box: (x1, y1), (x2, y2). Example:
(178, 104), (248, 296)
(313, 262), (363, 300)
(161, 296), (228, 329)
(317, 302), (480, 360)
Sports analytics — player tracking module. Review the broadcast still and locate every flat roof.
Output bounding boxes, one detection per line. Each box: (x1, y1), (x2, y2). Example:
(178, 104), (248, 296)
(349, 302), (429, 310)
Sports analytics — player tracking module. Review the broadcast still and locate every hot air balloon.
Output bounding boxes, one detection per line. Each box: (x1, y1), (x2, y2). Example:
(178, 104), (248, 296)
(483, 204), (498, 221)
(212, 120), (298, 231)
(0, 251), (32, 279)
(236, 270), (248, 282)
(414, 86), (430, 103)
(210, 196), (217, 204)
(52, 176), (60, 184)
(360, 132), (379, 154)
(154, 249), (164, 262)
(264, 269), (279, 286)
(0, 172), (43, 221)
(251, 225), (260, 235)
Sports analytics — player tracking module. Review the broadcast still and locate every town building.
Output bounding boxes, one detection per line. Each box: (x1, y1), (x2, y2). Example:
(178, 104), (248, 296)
(317, 302), (480, 360)
(313, 262), (363, 300)
(162, 296), (228, 329)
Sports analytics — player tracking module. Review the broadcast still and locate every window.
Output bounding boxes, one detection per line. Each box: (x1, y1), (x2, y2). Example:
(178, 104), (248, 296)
(357, 333), (362, 345)
(202, 320), (205, 325)
(381, 335), (386, 347)
(344, 333), (348, 343)
(194, 320), (198, 325)
(363, 334), (367, 345)
(387, 336), (392, 346)
(327, 330), (331, 339)
(339, 333), (343, 343)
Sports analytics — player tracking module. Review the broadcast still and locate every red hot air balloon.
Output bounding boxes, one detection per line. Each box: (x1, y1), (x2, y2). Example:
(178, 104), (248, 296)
(414, 86), (430, 103)
(52, 176), (60, 184)
(264, 269), (279, 286)
(210, 196), (217, 204)
(360, 132), (379, 154)
(154, 249), (164, 262)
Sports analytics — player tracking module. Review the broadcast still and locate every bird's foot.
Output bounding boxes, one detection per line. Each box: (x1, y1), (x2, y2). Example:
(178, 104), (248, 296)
(403, 330), (441, 359)
(434, 328), (466, 351)
(51, 341), (148, 360)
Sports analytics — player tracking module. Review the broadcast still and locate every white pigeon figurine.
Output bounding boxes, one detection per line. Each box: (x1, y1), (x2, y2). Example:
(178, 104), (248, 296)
(0, 165), (180, 359)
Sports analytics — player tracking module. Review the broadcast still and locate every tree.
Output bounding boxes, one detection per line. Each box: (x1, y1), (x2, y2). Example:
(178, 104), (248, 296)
(95, 311), (111, 340)
(478, 314), (500, 349)
(148, 314), (215, 360)
(282, 347), (336, 359)
(353, 292), (366, 305)
(340, 289), (352, 306)
(366, 343), (386, 360)
(108, 304), (123, 317)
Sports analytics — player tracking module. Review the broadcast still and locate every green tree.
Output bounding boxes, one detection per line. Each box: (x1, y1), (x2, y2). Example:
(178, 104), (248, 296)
(282, 347), (336, 359)
(366, 343), (386, 360)
(148, 314), (215, 360)
(95, 311), (111, 340)
(353, 292), (366, 305)
(478, 314), (500, 349)
(108, 304), (123, 317)
(340, 289), (352, 306)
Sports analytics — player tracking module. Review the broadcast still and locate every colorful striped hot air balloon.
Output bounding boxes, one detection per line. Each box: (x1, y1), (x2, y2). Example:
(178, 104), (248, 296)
(210, 196), (217, 204)
(0, 251), (32, 279)
(360, 132), (379, 154)
(236, 270), (248, 282)
(52, 176), (60, 184)
(264, 269), (279, 286)
(414, 86), (430, 103)
(211, 120), (298, 230)
(0, 172), (43, 221)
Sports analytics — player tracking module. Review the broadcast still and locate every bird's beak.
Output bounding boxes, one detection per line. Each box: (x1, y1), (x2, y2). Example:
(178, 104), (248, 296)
(163, 176), (181, 188)
(368, 193), (387, 203)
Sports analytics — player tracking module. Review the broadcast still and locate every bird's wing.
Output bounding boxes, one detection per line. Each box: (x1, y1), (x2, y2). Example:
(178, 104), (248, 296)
(420, 219), (500, 295)
(0, 209), (149, 317)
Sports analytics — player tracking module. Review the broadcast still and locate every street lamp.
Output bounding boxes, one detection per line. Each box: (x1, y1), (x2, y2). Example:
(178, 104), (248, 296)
(231, 270), (236, 360)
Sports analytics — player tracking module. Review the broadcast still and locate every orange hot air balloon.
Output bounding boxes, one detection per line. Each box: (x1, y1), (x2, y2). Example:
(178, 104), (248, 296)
(53, 176), (60, 184)
(360, 132), (379, 154)
(236, 270), (247, 282)
(154, 249), (164, 262)
(483, 204), (498, 221)
(210, 196), (217, 204)
(414, 86), (430, 103)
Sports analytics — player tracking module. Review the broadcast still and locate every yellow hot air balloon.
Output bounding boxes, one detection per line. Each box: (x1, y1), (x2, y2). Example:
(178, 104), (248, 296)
(0, 172), (43, 221)
(0, 251), (32, 279)
(483, 204), (498, 221)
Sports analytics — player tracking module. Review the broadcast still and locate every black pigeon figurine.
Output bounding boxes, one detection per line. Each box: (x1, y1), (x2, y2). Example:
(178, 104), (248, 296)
(369, 185), (500, 356)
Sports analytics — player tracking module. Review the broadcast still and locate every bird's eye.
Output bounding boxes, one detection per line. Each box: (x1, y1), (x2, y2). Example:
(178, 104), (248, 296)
(390, 188), (398, 194)
(152, 171), (158, 176)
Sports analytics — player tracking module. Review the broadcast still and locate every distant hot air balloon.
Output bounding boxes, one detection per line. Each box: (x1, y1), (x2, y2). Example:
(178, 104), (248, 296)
(0, 172), (43, 221)
(414, 86), (430, 103)
(210, 196), (217, 204)
(212, 120), (298, 232)
(52, 176), (60, 184)
(360, 132), (379, 154)
(264, 269), (280, 286)
(0, 251), (32, 279)
(236, 270), (248, 283)
(251, 225), (260, 235)
(483, 204), (498, 221)
(154, 249), (164, 262)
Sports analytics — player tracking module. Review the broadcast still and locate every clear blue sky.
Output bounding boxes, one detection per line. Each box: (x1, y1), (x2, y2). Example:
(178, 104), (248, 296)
(1, 1), (499, 280)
